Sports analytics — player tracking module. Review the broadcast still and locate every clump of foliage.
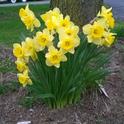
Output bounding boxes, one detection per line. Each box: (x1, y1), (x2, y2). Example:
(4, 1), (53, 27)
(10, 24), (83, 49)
(113, 21), (124, 38)
(13, 5), (116, 108)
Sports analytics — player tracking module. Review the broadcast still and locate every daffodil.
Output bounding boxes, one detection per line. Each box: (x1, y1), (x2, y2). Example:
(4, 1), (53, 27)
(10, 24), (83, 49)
(58, 35), (80, 54)
(65, 25), (79, 37)
(41, 8), (61, 30)
(41, 8), (61, 23)
(83, 22), (105, 45)
(98, 6), (113, 17)
(16, 57), (29, 64)
(17, 70), (32, 87)
(97, 6), (115, 28)
(35, 29), (54, 50)
(19, 4), (40, 31)
(15, 59), (28, 72)
(33, 38), (43, 52)
(22, 37), (34, 57)
(58, 24), (79, 38)
(59, 15), (72, 29)
(45, 46), (67, 68)
(13, 43), (24, 58)
(107, 16), (115, 29)
(91, 23), (104, 39)
(103, 32), (116, 47)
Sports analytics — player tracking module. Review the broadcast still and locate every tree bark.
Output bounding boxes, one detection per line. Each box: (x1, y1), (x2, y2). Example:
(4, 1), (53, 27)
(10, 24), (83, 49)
(50, 0), (103, 28)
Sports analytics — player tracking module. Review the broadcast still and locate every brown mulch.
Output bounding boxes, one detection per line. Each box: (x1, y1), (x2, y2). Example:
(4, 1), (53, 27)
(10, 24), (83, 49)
(0, 40), (124, 124)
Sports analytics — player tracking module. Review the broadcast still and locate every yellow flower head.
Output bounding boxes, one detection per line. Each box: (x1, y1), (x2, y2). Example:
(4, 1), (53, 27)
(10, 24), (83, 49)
(35, 29), (54, 50)
(22, 37), (34, 57)
(41, 8), (61, 22)
(17, 70), (32, 87)
(58, 24), (79, 37)
(19, 4), (40, 31)
(97, 6), (115, 28)
(59, 15), (72, 29)
(91, 22), (105, 39)
(15, 59), (28, 72)
(41, 8), (61, 30)
(58, 36), (80, 54)
(98, 6), (113, 17)
(13, 43), (24, 58)
(65, 25), (79, 37)
(107, 16), (115, 29)
(103, 32), (116, 47)
(45, 46), (67, 68)
(83, 22), (105, 43)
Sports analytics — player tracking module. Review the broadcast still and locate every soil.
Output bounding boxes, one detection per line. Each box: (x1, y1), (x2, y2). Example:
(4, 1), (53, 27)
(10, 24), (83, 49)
(0, 40), (124, 124)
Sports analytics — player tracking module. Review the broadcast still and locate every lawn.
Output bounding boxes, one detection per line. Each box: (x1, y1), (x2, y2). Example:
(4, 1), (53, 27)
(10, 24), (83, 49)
(0, 4), (49, 46)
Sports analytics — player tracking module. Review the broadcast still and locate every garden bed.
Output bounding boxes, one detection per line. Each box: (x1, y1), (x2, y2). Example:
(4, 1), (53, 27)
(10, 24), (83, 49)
(0, 40), (124, 124)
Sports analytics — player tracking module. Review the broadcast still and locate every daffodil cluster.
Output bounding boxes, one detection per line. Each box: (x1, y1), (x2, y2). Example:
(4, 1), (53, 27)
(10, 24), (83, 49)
(12, 5), (117, 108)
(13, 5), (80, 87)
(83, 6), (116, 47)
(13, 39), (34, 87)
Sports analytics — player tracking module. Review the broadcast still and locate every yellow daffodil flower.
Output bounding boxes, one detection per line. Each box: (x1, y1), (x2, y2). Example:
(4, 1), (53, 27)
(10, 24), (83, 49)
(13, 43), (24, 58)
(59, 15), (72, 29)
(97, 6), (115, 28)
(17, 70), (32, 87)
(107, 16), (115, 29)
(65, 25), (79, 37)
(33, 38), (43, 52)
(58, 36), (80, 54)
(45, 46), (67, 68)
(98, 6), (113, 17)
(91, 22), (104, 39)
(41, 8), (61, 30)
(41, 7), (60, 23)
(22, 37), (34, 57)
(16, 57), (29, 64)
(58, 24), (79, 38)
(83, 22), (105, 44)
(19, 4), (40, 31)
(35, 29), (54, 50)
(103, 32), (116, 47)
(15, 59), (28, 72)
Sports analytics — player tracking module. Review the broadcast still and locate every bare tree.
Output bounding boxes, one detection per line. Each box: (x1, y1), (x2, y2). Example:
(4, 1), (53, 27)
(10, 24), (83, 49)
(50, 0), (103, 28)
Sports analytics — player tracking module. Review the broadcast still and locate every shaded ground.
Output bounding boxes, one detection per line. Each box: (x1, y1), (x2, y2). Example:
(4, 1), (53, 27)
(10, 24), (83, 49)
(0, 40), (124, 124)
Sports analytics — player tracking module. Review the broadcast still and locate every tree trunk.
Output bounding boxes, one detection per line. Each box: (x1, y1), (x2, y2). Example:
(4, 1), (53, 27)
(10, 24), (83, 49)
(50, 0), (103, 28)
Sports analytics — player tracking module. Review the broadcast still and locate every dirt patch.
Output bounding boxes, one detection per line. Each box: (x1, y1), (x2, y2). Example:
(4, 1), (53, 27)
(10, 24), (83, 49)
(0, 41), (124, 124)
(0, 46), (17, 85)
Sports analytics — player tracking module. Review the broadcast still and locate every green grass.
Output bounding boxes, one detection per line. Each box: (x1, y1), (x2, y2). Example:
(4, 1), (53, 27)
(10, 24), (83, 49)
(0, 80), (19, 95)
(0, 4), (49, 46)
(0, 84), (7, 95)
(113, 21), (124, 38)
(0, 56), (16, 73)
